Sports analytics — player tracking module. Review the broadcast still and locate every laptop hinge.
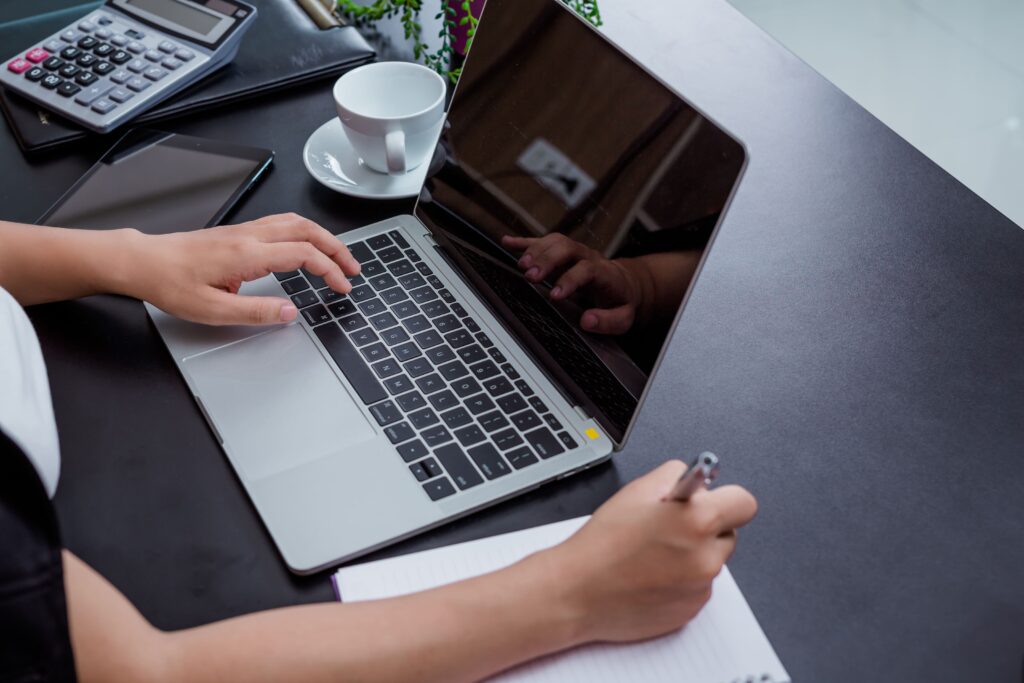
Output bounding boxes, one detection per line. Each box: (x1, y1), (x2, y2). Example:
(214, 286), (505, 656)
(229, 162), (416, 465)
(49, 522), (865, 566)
(572, 405), (590, 421)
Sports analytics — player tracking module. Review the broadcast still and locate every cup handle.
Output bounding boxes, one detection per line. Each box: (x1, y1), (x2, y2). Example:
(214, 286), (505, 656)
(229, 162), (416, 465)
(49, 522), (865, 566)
(385, 130), (407, 176)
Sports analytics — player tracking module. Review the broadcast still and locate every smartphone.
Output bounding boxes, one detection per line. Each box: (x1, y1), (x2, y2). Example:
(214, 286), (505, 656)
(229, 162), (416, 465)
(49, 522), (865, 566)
(39, 128), (273, 234)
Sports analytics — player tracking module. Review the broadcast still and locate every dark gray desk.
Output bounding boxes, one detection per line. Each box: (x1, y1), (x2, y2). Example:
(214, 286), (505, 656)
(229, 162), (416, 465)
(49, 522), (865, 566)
(3, 1), (1023, 680)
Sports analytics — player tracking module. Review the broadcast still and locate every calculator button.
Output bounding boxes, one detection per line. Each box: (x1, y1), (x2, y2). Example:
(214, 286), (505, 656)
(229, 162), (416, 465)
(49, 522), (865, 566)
(126, 76), (150, 92)
(109, 50), (130, 64)
(126, 59), (146, 73)
(93, 43), (114, 58)
(7, 58), (31, 74)
(93, 61), (114, 75)
(95, 28), (112, 39)
(125, 40), (143, 52)
(24, 67), (46, 82)
(108, 87), (133, 103)
(175, 48), (194, 62)
(44, 40), (63, 53)
(77, 36), (99, 49)
(158, 40), (177, 53)
(143, 67), (166, 81)
(109, 69), (130, 83)
(42, 56), (63, 71)
(74, 71), (98, 86)
(161, 58), (182, 71)
(91, 99), (116, 115)
(60, 30), (81, 43)
(40, 74), (62, 89)
(56, 81), (80, 97)
(76, 54), (98, 67)
(78, 21), (96, 32)
(125, 28), (145, 40)
(25, 48), (50, 64)
(97, 15), (113, 26)
(73, 83), (110, 105)
(144, 50), (162, 62)
(60, 46), (81, 60)
(58, 64), (80, 78)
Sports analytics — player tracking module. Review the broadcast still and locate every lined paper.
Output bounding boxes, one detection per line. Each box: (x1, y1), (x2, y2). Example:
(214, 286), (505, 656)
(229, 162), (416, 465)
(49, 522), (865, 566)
(334, 516), (789, 683)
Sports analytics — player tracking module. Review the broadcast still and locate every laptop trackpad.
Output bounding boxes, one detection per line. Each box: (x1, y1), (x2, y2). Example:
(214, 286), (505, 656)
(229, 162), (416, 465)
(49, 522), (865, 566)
(183, 325), (376, 482)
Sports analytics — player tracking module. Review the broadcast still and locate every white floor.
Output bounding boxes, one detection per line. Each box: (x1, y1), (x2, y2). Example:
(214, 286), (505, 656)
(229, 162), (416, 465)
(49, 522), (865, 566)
(728, 0), (1024, 229)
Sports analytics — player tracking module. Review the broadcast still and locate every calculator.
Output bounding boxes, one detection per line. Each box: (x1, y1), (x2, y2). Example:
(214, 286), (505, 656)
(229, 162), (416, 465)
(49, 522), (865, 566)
(0, 0), (257, 134)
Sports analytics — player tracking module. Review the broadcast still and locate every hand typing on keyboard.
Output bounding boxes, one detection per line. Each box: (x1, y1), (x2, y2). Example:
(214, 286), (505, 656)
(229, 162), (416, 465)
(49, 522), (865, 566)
(502, 233), (701, 336)
(0, 213), (360, 326)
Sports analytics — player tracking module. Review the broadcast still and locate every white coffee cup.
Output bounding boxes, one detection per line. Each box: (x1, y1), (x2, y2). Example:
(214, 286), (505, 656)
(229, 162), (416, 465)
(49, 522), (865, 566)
(333, 62), (447, 176)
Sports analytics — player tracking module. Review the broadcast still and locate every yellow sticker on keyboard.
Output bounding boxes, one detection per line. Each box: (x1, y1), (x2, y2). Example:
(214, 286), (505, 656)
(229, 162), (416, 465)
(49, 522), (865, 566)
(585, 428), (600, 440)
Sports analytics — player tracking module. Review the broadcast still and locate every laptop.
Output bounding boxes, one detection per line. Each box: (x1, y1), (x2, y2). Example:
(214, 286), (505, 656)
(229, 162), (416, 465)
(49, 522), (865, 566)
(148, 0), (747, 573)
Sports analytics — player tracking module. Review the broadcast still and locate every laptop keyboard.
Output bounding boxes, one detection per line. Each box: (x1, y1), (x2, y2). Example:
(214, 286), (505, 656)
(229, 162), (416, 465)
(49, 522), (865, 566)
(273, 229), (580, 502)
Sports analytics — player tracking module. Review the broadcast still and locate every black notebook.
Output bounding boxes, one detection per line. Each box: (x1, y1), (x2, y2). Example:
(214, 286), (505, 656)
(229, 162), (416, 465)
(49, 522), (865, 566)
(0, 0), (374, 152)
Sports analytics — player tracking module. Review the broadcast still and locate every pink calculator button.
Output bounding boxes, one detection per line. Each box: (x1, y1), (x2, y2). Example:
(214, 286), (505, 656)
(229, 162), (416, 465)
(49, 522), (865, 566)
(25, 48), (50, 63)
(7, 58), (31, 74)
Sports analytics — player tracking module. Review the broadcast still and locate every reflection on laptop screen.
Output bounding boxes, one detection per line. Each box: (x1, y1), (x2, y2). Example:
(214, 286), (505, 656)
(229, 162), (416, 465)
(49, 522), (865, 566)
(415, 0), (746, 441)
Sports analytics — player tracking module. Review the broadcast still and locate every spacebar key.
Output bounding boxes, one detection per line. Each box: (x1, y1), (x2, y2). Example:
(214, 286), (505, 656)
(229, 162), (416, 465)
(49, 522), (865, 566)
(314, 322), (387, 405)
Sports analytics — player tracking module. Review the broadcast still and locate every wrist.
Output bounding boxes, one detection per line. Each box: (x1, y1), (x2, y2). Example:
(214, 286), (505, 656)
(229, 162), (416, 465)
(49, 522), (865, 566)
(96, 228), (150, 298)
(515, 546), (593, 650)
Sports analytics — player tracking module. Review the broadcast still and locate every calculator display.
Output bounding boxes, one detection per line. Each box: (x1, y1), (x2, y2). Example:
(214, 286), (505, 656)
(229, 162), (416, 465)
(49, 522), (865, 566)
(125, 0), (221, 35)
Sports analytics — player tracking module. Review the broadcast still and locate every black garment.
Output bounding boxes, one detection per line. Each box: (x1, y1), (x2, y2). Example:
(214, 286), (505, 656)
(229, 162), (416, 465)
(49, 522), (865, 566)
(0, 430), (77, 682)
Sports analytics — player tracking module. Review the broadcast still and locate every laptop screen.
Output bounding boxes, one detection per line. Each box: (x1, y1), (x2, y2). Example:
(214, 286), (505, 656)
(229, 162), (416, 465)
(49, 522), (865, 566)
(415, 0), (746, 442)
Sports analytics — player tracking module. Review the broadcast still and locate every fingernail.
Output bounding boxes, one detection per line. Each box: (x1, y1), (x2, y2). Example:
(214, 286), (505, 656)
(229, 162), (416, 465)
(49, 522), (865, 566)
(279, 304), (297, 322)
(520, 255), (532, 268)
(581, 312), (597, 330)
(551, 286), (563, 298)
(525, 267), (539, 280)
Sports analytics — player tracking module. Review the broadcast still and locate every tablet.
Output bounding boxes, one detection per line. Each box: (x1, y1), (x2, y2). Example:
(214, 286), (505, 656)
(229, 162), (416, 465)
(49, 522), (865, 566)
(39, 128), (273, 234)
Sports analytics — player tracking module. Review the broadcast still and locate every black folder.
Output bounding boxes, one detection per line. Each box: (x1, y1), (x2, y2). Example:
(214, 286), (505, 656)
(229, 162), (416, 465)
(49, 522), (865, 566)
(0, 0), (374, 152)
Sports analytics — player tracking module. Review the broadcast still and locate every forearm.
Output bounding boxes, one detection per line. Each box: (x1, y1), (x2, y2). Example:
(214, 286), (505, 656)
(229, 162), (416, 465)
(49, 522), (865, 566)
(0, 220), (143, 305)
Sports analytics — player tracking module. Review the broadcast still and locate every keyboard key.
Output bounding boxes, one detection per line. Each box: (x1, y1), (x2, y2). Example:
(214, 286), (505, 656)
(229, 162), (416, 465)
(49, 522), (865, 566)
(387, 259), (415, 277)
(275, 270), (300, 281)
(484, 376), (515, 397)
(388, 230), (410, 248)
(422, 457), (443, 478)
(126, 76), (150, 92)
(438, 360), (469, 381)
(313, 323), (387, 405)
(94, 43), (115, 58)
(126, 40), (145, 53)
(346, 241), (372, 263)
(24, 66), (45, 81)
(489, 348), (507, 364)
(349, 285), (374, 302)
(434, 444), (483, 490)
(318, 287), (345, 304)
(161, 58), (182, 71)
(367, 234), (393, 250)
(454, 424), (487, 447)
(440, 407), (472, 429)
(413, 330), (443, 349)
(528, 396), (549, 413)
(377, 246), (403, 263)
(464, 318), (481, 333)
(143, 66), (165, 80)
(424, 346), (456, 365)
(421, 425), (453, 448)
(393, 341), (421, 362)
(339, 314), (368, 332)
(428, 390), (459, 412)
(403, 358), (432, 378)
(380, 287), (409, 305)
(383, 374), (413, 396)
(384, 422), (415, 444)
(78, 36), (99, 49)
(501, 363), (520, 380)
(415, 373), (445, 395)
(465, 394), (496, 416)
(467, 443), (512, 480)
(493, 428), (524, 451)
(349, 327), (379, 347)
(56, 81), (80, 97)
(470, 360), (500, 381)
(423, 477), (456, 501)
(415, 263), (433, 276)
(476, 332), (494, 348)
(369, 312), (398, 330)
(108, 49), (130, 65)
(451, 303), (469, 318)
(109, 69), (130, 83)
(403, 315), (431, 334)
(43, 40), (63, 53)
(369, 273), (397, 290)
(74, 70), (98, 86)
(40, 74), (62, 89)
(543, 413), (563, 430)
(457, 345), (487, 365)
(410, 286), (438, 304)
(395, 440), (428, 462)
(371, 358), (402, 379)
(421, 300), (449, 318)
(42, 56), (63, 70)
(451, 377), (482, 397)
(444, 329), (473, 349)
(515, 379), (535, 396)
(359, 342), (390, 364)
(524, 427), (565, 458)
(280, 277), (309, 295)
(328, 299), (357, 318)
(433, 314), (461, 334)
(58, 63), (80, 78)
(409, 461), (429, 482)
(145, 49), (162, 62)
(127, 58), (146, 73)
(125, 28), (145, 39)
(392, 301), (419, 319)
(439, 289), (456, 304)
(506, 446), (539, 470)
(497, 394), (528, 415)
(60, 30), (82, 43)
(478, 410), (509, 433)
(175, 48), (194, 61)
(369, 400), (401, 426)
(398, 273), (426, 290)
(290, 289), (319, 309)
(60, 46), (81, 60)
(360, 258), (384, 276)
(381, 327), (411, 346)
(557, 432), (579, 450)
(78, 20), (96, 32)
(91, 60), (113, 75)
(406, 249), (422, 262)
(409, 407), (439, 430)
(357, 297), (387, 316)
(511, 410), (542, 431)
(158, 40), (177, 53)
(427, 275), (444, 289)
(396, 391), (426, 412)
(72, 82), (109, 105)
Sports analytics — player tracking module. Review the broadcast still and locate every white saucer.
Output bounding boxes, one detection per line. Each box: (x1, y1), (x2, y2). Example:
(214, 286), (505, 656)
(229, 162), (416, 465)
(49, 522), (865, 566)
(302, 118), (437, 200)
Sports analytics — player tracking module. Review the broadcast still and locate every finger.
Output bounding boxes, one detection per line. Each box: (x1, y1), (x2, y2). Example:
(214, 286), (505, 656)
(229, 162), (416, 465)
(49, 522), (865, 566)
(551, 261), (596, 300)
(637, 459), (687, 496)
(202, 290), (298, 326)
(580, 305), (635, 335)
(501, 235), (539, 254)
(525, 238), (588, 282)
(698, 485), (759, 534)
(248, 213), (361, 276)
(260, 242), (351, 293)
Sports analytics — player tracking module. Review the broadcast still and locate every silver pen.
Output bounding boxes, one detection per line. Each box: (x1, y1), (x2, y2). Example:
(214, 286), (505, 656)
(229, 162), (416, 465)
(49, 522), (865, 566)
(666, 452), (720, 501)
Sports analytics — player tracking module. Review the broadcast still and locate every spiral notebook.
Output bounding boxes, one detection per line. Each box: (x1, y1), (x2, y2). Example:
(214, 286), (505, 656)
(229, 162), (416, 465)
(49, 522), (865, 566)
(333, 516), (790, 683)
